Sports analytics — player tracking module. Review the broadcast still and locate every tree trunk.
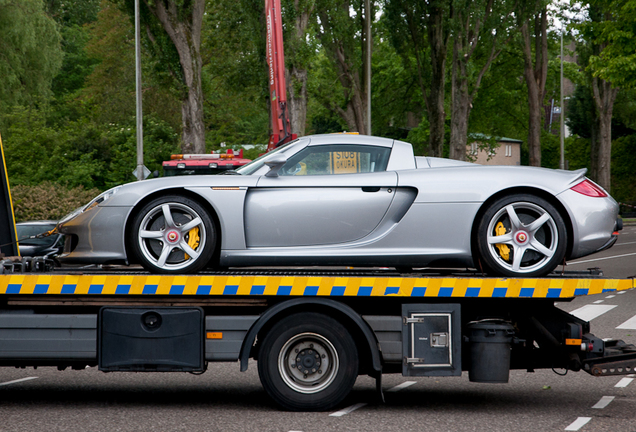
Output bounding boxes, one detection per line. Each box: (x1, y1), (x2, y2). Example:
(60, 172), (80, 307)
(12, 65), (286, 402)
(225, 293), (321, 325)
(287, 66), (307, 136)
(589, 118), (599, 181)
(447, 0), (512, 161)
(591, 76), (618, 191)
(449, 39), (470, 161)
(426, 5), (448, 158)
(330, 39), (366, 133)
(520, 10), (547, 167)
(286, 1), (312, 137)
(145, 0), (206, 154)
(317, 2), (366, 133)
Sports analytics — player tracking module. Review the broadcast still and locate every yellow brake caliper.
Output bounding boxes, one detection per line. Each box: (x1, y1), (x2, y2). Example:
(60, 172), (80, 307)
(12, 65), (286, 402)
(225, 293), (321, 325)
(184, 227), (200, 260)
(494, 222), (510, 261)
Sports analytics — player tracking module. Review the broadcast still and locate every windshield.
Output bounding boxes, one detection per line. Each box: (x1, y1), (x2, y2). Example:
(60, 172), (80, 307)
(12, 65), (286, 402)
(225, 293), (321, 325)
(235, 139), (303, 175)
(17, 224), (58, 247)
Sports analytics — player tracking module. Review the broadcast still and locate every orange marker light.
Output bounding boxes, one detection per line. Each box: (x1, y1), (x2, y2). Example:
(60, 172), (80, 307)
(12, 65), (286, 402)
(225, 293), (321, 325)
(206, 332), (223, 339)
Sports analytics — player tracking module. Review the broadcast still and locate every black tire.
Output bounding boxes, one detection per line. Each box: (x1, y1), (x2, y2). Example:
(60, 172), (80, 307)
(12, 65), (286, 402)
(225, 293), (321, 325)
(476, 194), (567, 277)
(130, 195), (215, 274)
(257, 313), (359, 411)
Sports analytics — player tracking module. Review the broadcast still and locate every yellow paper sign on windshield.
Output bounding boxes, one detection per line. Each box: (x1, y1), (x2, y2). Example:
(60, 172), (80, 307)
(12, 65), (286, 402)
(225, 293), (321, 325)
(330, 151), (360, 174)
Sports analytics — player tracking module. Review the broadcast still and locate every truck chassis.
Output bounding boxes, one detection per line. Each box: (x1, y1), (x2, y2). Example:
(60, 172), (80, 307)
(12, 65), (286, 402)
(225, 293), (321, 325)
(0, 269), (635, 411)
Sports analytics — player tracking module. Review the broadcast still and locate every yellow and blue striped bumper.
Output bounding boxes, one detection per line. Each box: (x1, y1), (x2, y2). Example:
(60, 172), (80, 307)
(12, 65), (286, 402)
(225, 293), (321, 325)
(0, 274), (633, 298)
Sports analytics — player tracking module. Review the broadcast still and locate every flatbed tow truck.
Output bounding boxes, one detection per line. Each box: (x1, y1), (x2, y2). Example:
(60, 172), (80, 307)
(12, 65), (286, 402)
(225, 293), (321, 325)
(1, 0), (635, 413)
(0, 263), (634, 411)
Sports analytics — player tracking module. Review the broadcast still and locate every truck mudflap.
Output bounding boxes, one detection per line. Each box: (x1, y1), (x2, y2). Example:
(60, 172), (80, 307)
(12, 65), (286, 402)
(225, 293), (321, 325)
(582, 338), (636, 376)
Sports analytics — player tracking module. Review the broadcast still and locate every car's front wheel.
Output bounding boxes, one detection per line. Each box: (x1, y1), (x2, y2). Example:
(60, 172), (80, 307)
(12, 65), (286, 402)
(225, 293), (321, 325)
(476, 194), (567, 277)
(130, 195), (215, 274)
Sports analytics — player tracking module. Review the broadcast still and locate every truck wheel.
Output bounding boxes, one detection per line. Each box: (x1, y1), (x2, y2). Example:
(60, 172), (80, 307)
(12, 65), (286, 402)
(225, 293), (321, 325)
(258, 313), (358, 411)
(131, 195), (215, 274)
(476, 194), (567, 277)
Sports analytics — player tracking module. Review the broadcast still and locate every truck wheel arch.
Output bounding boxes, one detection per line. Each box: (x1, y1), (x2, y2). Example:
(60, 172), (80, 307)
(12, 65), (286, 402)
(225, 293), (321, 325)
(239, 298), (382, 375)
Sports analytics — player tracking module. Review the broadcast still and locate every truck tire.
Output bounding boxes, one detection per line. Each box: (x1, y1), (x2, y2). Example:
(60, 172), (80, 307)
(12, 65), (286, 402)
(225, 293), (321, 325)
(257, 312), (358, 411)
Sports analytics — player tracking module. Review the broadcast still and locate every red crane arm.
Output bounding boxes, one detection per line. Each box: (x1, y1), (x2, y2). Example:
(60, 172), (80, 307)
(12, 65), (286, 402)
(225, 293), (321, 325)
(265, 0), (296, 151)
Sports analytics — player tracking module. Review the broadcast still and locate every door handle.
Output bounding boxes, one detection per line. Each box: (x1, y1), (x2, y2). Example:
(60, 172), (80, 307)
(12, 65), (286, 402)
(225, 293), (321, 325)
(362, 186), (381, 192)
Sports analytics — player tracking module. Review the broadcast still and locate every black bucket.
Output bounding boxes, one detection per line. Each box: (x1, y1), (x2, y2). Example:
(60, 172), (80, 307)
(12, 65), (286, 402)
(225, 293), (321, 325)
(467, 320), (515, 383)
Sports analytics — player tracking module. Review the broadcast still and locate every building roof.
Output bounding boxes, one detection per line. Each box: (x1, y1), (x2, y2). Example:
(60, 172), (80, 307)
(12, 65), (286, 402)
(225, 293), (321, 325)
(468, 133), (523, 144)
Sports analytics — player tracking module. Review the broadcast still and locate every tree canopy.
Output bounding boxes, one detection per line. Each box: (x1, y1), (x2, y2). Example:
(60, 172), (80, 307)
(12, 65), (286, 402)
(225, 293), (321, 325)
(0, 0), (635, 207)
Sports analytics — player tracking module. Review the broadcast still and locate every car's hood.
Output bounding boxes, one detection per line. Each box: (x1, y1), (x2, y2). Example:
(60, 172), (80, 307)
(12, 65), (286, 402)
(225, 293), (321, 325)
(101, 174), (260, 207)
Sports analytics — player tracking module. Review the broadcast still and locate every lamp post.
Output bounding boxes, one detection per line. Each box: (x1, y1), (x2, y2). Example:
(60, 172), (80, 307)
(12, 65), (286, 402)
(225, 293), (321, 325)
(559, 31), (565, 170)
(135, 0), (144, 180)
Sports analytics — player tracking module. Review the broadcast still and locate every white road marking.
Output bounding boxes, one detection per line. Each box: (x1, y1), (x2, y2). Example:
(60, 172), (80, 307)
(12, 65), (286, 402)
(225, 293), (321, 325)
(565, 417), (591, 431)
(0, 377), (38, 387)
(605, 295), (616, 299)
(329, 403), (367, 417)
(567, 252), (636, 265)
(615, 241), (636, 246)
(617, 291), (626, 295)
(615, 378), (634, 388)
(569, 304), (617, 321)
(387, 381), (416, 392)
(593, 300), (604, 304)
(592, 396), (615, 409)
(617, 315), (636, 330)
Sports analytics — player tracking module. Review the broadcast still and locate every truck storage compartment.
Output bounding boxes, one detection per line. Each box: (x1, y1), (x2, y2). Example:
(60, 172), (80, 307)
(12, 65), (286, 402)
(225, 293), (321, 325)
(401, 304), (461, 376)
(99, 307), (204, 372)
(466, 320), (515, 383)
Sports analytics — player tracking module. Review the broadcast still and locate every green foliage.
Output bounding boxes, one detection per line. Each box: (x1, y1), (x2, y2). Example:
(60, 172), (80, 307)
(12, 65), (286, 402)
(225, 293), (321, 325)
(611, 134), (636, 202)
(46, 0), (101, 25)
(564, 136), (591, 171)
(53, 24), (101, 98)
(0, 0), (634, 209)
(2, 106), (179, 190)
(539, 131), (561, 169)
(115, 0), (185, 93)
(469, 45), (528, 141)
(11, 182), (101, 222)
(200, 0), (270, 148)
(0, 0), (63, 113)
(83, 2), (181, 131)
(586, 0), (636, 89)
(371, 22), (423, 142)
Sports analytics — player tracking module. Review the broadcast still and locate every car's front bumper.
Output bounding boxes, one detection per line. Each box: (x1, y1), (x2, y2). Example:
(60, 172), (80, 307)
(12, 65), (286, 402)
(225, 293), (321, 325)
(57, 206), (131, 265)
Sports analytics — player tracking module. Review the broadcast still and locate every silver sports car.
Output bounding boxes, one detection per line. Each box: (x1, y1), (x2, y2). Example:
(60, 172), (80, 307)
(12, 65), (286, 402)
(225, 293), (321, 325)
(57, 134), (621, 277)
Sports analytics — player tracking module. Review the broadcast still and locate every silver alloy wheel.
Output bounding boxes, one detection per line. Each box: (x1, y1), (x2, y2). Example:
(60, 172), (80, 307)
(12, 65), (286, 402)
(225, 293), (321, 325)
(486, 201), (559, 274)
(277, 332), (339, 394)
(137, 202), (207, 271)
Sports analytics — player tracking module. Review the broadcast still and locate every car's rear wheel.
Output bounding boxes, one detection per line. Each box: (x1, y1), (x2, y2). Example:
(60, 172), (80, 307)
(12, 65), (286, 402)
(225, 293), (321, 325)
(131, 195), (215, 274)
(476, 194), (567, 277)
(258, 313), (358, 411)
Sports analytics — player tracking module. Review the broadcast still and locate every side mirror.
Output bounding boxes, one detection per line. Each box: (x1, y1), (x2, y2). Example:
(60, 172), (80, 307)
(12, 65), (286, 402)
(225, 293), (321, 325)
(264, 153), (289, 177)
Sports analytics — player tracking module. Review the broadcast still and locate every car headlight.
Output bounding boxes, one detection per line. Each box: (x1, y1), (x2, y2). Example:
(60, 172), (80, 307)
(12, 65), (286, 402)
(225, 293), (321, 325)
(83, 186), (122, 212)
(59, 186), (122, 225)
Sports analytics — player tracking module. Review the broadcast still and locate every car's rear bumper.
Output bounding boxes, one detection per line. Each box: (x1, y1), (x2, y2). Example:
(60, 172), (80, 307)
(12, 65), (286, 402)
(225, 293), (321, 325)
(558, 189), (619, 260)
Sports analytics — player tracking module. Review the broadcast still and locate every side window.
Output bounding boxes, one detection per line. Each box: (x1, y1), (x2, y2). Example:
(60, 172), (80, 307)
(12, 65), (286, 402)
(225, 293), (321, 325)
(280, 145), (391, 176)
